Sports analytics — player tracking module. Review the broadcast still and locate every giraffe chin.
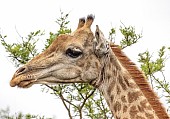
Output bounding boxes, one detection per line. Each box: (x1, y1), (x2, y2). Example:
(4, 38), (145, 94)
(17, 80), (35, 88)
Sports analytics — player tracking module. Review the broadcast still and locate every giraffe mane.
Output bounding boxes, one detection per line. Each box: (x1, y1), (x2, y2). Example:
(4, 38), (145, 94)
(111, 44), (169, 119)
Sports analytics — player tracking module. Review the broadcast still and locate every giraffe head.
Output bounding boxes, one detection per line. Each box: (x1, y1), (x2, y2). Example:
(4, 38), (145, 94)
(10, 15), (109, 88)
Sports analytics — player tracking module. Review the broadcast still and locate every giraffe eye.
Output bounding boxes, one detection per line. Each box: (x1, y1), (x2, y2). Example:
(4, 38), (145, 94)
(66, 48), (82, 58)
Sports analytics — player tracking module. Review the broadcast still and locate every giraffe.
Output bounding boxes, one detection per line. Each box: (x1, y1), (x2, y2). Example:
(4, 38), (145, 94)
(10, 15), (169, 119)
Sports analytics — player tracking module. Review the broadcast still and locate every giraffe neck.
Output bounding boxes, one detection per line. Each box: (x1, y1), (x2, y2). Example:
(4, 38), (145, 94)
(97, 52), (159, 119)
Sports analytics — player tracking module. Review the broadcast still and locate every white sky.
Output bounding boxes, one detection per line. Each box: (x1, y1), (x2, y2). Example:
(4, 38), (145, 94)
(0, 0), (170, 118)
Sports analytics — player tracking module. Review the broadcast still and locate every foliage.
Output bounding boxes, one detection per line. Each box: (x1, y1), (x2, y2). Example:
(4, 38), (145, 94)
(1, 11), (170, 118)
(0, 107), (52, 119)
(108, 27), (116, 43)
(108, 23), (142, 49)
(119, 23), (142, 49)
(138, 46), (170, 111)
(0, 30), (44, 67)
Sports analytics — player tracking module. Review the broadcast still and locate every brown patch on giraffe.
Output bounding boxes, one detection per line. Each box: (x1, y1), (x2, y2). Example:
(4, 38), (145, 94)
(94, 61), (99, 69)
(113, 69), (118, 76)
(121, 95), (127, 103)
(115, 116), (120, 119)
(123, 118), (128, 119)
(107, 73), (112, 81)
(118, 75), (127, 90)
(130, 106), (139, 118)
(123, 105), (128, 113)
(107, 80), (116, 95)
(129, 82), (138, 89)
(145, 112), (154, 119)
(140, 99), (152, 110)
(128, 91), (142, 103)
(137, 105), (144, 112)
(116, 85), (121, 95)
(136, 115), (145, 119)
(110, 94), (114, 103)
(114, 101), (121, 112)
(124, 76), (130, 87)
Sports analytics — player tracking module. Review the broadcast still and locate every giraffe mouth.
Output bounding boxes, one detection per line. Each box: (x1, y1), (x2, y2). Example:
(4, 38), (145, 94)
(10, 73), (37, 88)
(10, 73), (84, 88)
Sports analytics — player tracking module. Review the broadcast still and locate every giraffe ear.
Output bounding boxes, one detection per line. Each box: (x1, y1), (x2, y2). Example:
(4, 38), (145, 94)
(94, 25), (110, 57)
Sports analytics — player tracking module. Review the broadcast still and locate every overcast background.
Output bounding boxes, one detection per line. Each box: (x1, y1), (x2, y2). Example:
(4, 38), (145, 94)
(0, 0), (170, 118)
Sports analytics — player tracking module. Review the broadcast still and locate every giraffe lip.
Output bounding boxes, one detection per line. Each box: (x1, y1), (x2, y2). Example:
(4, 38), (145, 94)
(17, 79), (35, 88)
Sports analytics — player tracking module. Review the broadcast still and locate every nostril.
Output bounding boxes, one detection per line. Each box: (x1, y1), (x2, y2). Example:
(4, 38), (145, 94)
(16, 66), (27, 75)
